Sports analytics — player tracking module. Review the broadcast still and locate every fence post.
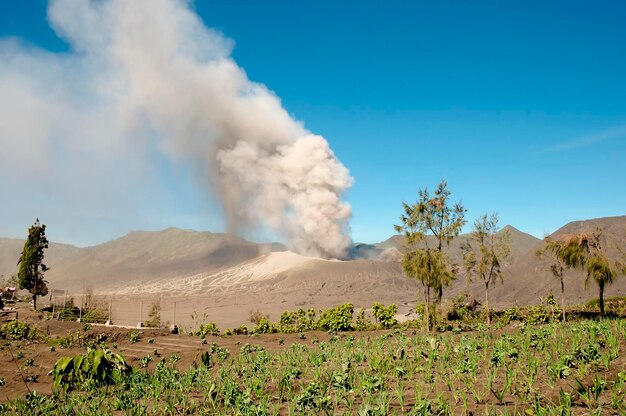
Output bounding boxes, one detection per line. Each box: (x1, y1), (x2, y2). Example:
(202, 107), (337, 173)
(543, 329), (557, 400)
(78, 294), (83, 323)
(106, 299), (112, 326)
(137, 300), (144, 328)
(171, 301), (178, 334)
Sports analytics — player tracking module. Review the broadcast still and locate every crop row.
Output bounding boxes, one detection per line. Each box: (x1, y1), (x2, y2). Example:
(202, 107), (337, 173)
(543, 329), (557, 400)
(2, 318), (626, 415)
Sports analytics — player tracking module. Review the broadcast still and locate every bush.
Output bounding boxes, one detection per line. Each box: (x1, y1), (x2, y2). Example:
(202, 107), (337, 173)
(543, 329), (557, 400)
(446, 294), (479, 323)
(0, 321), (37, 340)
(523, 305), (550, 325)
(585, 296), (626, 313)
(52, 330), (110, 349)
(316, 303), (354, 332)
(253, 318), (274, 334)
(354, 308), (371, 331)
(499, 307), (521, 325)
(144, 301), (161, 328)
(372, 303), (398, 329)
(128, 332), (140, 343)
(82, 307), (108, 324)
(233, 324), (248, 335)
(49, 346), (132, 392)
(279, 308), (316, 333)
(58, 306), (80, 321)
(249, 309), (269, 325)
(196, 322), (220, 337)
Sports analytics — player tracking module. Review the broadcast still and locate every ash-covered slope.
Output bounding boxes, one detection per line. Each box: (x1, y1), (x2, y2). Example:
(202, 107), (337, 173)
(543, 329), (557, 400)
(115, 250), (420, 314)
(111, 225), (542, 307)
(1, 216), (623, 309)
(369, 218), (626, 307)
(41, 228), (283, 292)
(465, 215), (626, 307)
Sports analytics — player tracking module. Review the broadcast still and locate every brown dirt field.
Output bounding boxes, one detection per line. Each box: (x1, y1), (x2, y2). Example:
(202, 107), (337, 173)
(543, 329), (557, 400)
(2, 302), (626, 415)
(0, 302), (343, 402)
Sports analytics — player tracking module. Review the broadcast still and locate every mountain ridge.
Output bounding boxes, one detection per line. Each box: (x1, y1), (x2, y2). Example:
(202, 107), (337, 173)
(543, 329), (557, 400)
(1, 216), (624, 310)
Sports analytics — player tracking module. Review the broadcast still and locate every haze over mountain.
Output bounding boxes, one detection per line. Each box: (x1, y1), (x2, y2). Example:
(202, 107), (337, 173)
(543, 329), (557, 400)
(1, 215), (624, 327)
(0, 239), (80, 281)
(0, 228), (285, 291)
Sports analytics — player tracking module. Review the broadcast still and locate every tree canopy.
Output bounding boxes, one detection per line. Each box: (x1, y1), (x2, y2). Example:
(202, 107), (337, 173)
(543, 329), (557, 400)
(536, 235), (588, 322)
(17, 219), (50, 310)
(540, 230), (624, 316)
(395, 180), (466, 330)
(461, 213), (510, 325)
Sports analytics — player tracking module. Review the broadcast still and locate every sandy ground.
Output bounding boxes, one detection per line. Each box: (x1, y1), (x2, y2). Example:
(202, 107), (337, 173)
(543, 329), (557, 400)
(86, 292), (419, 332)
(37, 251), (421, 330)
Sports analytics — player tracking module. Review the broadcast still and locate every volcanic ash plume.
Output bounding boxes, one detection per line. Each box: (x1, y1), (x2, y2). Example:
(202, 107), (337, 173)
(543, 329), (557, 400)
(0, 0), (353, 258)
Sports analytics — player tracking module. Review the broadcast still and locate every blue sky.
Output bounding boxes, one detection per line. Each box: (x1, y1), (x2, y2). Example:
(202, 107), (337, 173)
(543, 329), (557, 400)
(1, 0), (625, 246)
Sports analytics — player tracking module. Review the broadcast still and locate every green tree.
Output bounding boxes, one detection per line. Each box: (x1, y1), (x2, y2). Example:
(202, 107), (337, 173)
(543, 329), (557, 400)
(395, 180), (466, 331)
(17, 219), (50, 310)
(535, 236), (585, 322)
(574, 231), (624, 316)
(461, 213), (511, 325)
(549, 230), (624, 316)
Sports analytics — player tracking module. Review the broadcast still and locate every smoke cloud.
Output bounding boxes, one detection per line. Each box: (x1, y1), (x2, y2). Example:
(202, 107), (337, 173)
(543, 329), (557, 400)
(0, 0), (353, 258)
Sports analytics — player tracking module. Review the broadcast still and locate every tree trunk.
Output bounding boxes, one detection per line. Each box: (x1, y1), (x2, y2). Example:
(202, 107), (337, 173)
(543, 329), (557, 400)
(32, 293), (37, 310)
(485, 282), (490, 326)
(560, 277), (566, 322)
(425, 286), (430, 332)
(599, 282), (605, 316)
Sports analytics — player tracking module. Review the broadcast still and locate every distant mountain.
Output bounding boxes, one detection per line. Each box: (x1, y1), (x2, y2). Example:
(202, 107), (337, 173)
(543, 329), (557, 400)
(0, 238), (80, 281)
(551, 215), (626, 258)
(370, 218), (626, 307)
(1, 216), (624, 315)
(464, 215), (626, 307)
(374, 225), (541, 267)
(1, 228), (284, 292)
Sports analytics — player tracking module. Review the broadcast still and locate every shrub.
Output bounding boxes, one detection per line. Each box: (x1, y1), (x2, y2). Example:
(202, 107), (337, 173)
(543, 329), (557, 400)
(524, 305), (550, 325)
(233, 324), (248, 335)
(196, 322), (220, 337)
(499, 307), (521, 325)
(585, 296), (626, 313)
(354, 308), (371, 331)
(253, 318), (272, 334)
(144, 301), (161, 328)
(249, 309), (269, 325)
(53, 330), (110, 349)
(82, 307), (108, 324)
(372, 303), (398, 329)
(316, 303), (354, 332)
(58, 306), (80, 321)
(446, 294), (479, 323)
(128, 332), (140, 343)
(49, 346), (132, 392)
(279, 308), (316, 333)
(0, 321), (37, 340)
